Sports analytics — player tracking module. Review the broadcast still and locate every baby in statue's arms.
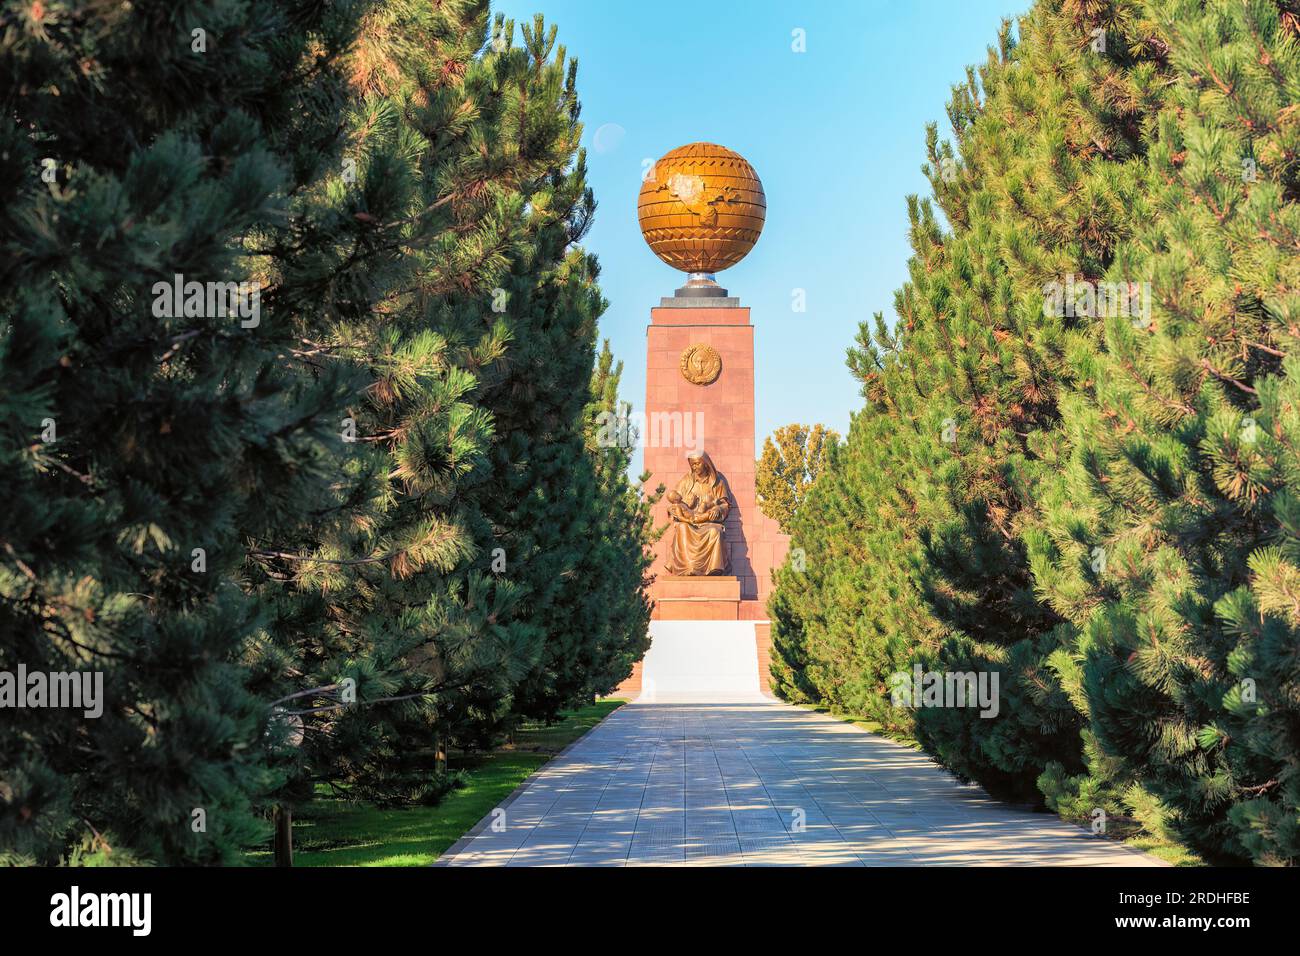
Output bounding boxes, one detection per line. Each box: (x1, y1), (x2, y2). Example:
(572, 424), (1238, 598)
(666, 489), (721, 524)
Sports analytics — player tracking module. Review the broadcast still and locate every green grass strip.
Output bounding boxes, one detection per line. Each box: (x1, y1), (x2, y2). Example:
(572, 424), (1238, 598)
(243, 700), (624, 867)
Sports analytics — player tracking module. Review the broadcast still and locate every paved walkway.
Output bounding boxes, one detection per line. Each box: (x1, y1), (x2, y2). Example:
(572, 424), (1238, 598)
(439, 700), (1164, 866)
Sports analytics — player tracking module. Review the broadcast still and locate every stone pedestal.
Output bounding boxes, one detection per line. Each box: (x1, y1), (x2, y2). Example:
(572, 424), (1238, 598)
(654, 575), (740, 620)
(643, 297), (789, 620)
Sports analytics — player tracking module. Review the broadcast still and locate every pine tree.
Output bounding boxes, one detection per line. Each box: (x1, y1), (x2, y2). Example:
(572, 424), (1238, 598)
(581, 343), (656, 699)
(772, 0), (1300, 863)
(444, 15), (653, 726)
(901, 1), (1169, 802)
(243, 0), (547, 815)
(769, 407), (938, 734)
(519, 339), (653, 713)
(771, 0), (1167, 800)
(1027, 0), (1300, 864)
(248, 5), (652, 819)
(2, 0), (656, 865)
(0, 0), (381, 864)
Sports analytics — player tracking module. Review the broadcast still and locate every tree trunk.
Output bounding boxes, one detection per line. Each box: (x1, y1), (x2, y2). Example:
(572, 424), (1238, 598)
(273, 805), (293, 867)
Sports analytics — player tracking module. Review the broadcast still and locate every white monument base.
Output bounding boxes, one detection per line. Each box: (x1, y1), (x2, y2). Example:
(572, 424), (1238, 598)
(636, 621), (765, 703)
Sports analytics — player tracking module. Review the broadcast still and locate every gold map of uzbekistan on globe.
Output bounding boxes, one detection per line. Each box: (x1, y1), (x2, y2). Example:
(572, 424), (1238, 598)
(637, 142), (766, 273)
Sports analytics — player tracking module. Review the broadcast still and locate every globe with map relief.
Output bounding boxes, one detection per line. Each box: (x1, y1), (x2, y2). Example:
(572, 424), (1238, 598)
(637, 142), (765, 275)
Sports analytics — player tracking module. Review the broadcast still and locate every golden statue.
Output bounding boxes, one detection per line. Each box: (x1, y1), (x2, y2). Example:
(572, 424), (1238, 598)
(637, 142), (765, 289)
(664, 451), (732, 576)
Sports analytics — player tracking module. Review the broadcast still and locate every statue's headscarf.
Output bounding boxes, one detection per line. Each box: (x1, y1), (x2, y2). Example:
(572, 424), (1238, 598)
(688, 449), (718, 481)
(681, 450), (729, 502)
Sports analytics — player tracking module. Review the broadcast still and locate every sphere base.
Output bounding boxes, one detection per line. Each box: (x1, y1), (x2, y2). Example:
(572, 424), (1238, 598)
(674, 272), (728, 299)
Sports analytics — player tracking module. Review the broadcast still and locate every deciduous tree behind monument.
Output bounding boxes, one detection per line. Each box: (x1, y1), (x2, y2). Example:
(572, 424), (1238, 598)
(756, 423), (839, 533)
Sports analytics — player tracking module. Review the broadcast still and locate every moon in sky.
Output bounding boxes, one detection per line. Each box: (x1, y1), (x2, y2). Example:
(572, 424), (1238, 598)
(592, 123), (626, 154)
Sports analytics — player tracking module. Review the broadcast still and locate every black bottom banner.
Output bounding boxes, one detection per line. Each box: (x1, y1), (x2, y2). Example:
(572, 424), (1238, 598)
(0, 865), (1280, 942)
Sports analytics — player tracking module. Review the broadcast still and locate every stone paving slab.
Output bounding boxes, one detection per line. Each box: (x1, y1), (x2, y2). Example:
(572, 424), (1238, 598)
(437, 700), (1165, 867)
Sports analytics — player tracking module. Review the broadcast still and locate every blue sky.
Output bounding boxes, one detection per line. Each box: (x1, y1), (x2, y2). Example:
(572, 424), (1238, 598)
(493, 0), (1026, 469)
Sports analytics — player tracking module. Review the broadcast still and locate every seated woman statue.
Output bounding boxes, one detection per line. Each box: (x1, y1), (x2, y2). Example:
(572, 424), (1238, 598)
(664, 450), (731, 576)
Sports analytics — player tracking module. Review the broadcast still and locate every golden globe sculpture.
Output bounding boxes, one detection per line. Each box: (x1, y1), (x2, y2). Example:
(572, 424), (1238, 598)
(637, 142), (765, 296)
